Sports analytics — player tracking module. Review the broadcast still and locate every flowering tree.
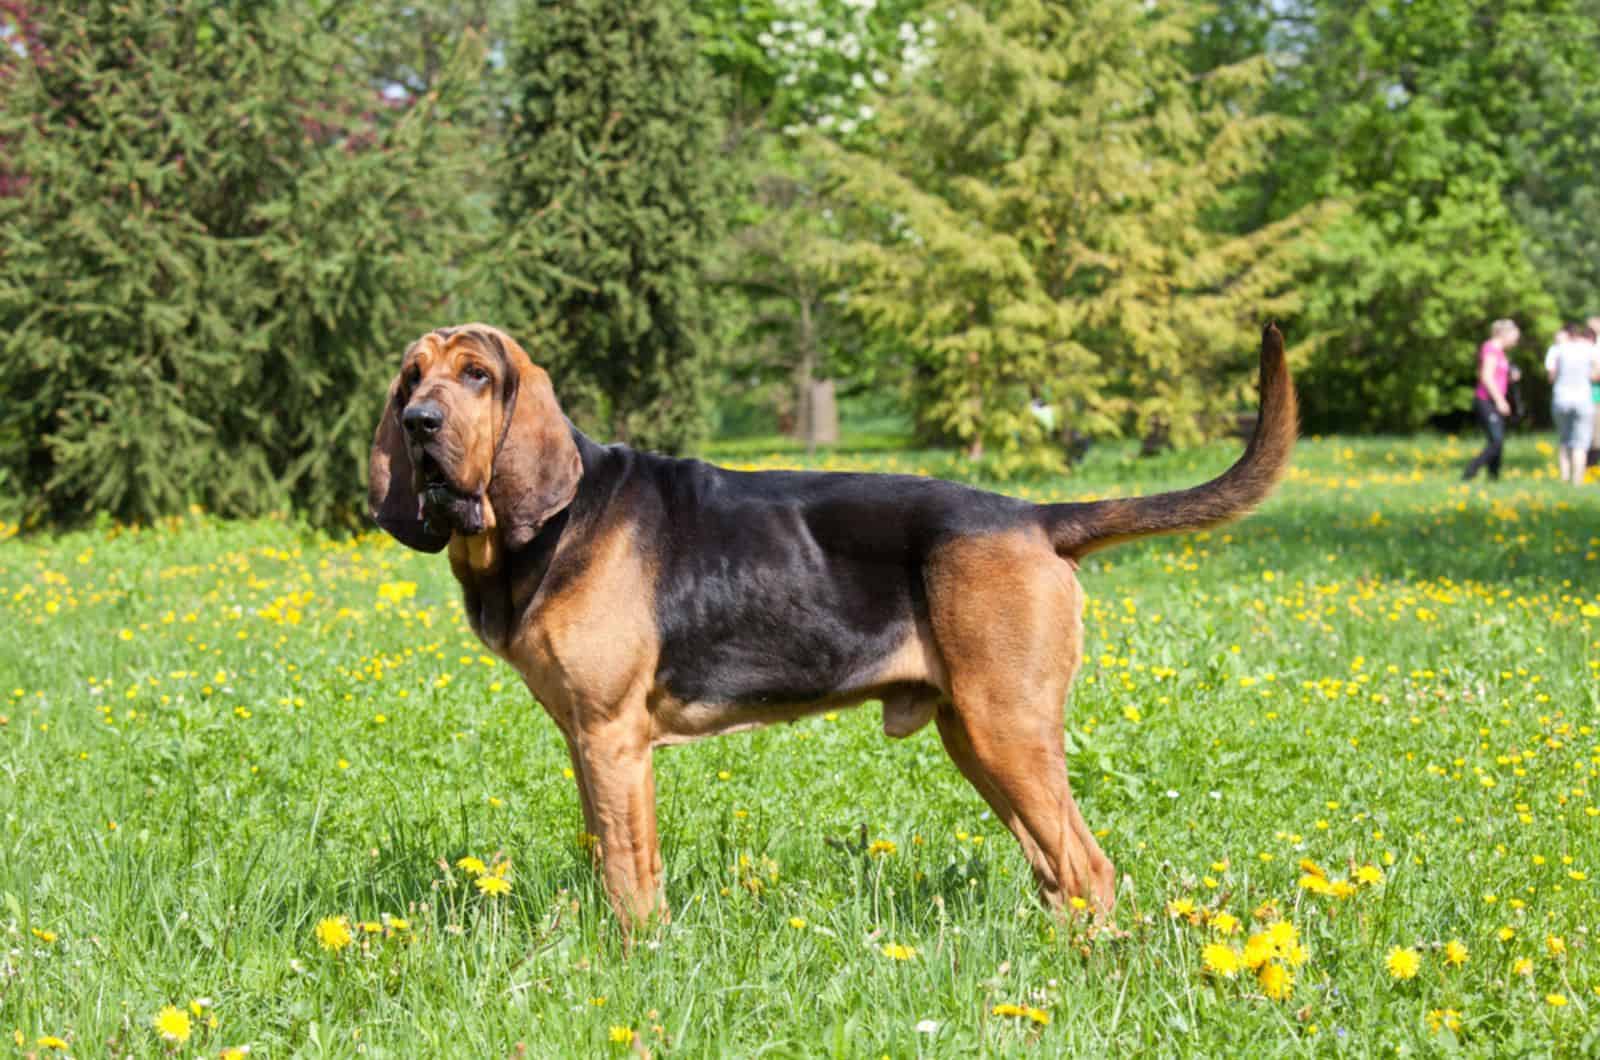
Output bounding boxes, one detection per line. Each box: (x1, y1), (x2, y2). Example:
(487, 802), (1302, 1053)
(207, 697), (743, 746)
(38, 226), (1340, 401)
(694, 0), (935, 439)
(693, 0), (931, 140)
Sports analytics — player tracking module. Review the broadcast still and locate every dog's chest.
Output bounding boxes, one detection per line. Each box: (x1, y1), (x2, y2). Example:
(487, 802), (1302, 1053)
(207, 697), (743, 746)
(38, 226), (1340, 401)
(449, 536), (516, 655)
(470, 523), (658, 721)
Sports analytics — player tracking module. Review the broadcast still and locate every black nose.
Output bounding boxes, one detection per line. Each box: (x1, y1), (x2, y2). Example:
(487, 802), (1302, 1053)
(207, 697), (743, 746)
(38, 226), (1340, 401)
(402, 401), (444, 439)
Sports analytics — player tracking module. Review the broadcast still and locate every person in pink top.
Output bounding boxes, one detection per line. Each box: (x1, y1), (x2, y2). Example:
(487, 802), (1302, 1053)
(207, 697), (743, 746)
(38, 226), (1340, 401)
(1462, 318), (1521, 481)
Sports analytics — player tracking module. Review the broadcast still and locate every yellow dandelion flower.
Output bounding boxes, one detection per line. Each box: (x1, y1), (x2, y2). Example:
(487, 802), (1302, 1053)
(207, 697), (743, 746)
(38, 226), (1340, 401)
(1166, 898), (1196, 920)
(315, 916), (353, 952)
(36, 1036), (69, 1051)
(1546, 936), (1566, 958)
(1297, 857), (1326, 879)
(1546, 993), (1568, 1008)
(1202, 943), (1242, 977)
(1329, 879), (1358, 899)
(1258, 962), (1293, 1001)
(1355, 864), (1384, 886)
(455, 856), (486, 876)
(788, 917), (807, 929)
(992, 1002), (1048, 1024)
(475, 874), (511, 897)
(1068, 896), (1089, 913)
(1242, 934), (1274, 970)
(30, 928), (57, 944)
(609, 1025), (635, 1044)
(1211, 911), (1240, 936)
(881, 942), (916, 961)
(868, 839), (897, 857)
(1444, 940), (1468, 967)
(1266, 921), (1298, 953)
(1426, 1008), (1461, 1034)
(1513, 956), (1534, 977)
(1385, 946), (1420, 980)
(1496, 926), (1515, 942)
(153, 1005), (192, 1043)
(220, 1048), (251, 1060)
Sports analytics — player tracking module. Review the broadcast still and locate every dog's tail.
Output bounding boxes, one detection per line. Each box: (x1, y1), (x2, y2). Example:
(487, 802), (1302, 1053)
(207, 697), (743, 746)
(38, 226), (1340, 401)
(1040, 322), (1297, 560)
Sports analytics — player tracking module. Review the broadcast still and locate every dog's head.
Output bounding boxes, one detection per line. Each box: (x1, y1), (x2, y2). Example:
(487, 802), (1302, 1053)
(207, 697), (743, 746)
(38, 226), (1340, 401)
(368, 324), (581, 553)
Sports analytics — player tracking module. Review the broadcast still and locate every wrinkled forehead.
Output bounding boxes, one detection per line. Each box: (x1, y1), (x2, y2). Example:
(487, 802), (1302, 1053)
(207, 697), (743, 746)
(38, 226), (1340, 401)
(403, 326), (510, 373)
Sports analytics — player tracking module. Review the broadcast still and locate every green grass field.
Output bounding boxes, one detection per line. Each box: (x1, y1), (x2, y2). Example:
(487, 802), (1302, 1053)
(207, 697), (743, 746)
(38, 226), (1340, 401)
(2, 432), (1598, 1057)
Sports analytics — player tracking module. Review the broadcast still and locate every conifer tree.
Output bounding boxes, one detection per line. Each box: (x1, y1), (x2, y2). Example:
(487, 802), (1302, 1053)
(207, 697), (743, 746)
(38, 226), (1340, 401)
(0, 0), (484, 528)
(499, 0), (728, 454)
(822, 0), (1331, 468)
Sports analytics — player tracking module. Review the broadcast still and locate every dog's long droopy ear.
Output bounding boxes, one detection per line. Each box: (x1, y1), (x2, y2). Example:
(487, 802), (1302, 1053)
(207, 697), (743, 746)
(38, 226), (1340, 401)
(491, 335), (582, 550)
(368, 376), (451, 553)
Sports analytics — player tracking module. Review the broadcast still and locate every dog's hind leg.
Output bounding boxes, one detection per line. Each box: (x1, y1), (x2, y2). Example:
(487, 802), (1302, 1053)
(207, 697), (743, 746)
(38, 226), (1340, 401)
(934, 705), (1049, 872)
(927, 532), (1116, 915)
(953, 707), (1114, 913)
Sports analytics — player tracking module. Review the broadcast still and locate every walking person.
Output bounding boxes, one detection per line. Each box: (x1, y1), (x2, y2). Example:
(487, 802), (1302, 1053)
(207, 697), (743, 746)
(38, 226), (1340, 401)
(1587, 316), (1600, 473)
(1546, 322), (1600, 485)
(1463, 319), (1521, 481)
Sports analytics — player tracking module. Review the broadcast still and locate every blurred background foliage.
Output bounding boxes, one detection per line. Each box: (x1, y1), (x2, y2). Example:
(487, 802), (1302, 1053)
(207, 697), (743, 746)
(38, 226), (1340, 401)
(2, 0), (1597, 527)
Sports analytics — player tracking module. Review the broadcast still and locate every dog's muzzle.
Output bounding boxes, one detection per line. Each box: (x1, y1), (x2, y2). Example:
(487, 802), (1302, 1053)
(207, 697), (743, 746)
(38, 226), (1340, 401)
(414, 447), (486, 537)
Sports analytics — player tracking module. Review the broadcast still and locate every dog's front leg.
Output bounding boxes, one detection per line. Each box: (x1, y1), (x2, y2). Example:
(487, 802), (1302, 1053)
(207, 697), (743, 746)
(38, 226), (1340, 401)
(560, 731), (602, 863)
(573, 712), (667, 940)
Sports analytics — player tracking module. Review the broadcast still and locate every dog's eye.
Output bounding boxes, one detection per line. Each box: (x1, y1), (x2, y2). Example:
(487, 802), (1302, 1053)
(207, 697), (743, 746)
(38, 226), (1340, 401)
(402, 366), (420, 391)
(462, 365), (489, 384)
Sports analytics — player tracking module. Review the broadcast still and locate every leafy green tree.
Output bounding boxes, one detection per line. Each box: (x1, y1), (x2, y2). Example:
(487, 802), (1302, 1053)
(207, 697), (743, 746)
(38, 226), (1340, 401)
(822, 0), (1329, 468)
(1503, 0), (1600, 322)
(1260, 0), (1570, 430)
(498, 0), (729, 454)
(0, 0), (486, 529)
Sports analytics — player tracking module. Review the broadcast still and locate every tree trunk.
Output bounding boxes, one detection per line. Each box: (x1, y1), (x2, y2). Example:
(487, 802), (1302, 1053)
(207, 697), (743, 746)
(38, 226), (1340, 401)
(804, 379), (838, 451)
(793, 294), (819, 453)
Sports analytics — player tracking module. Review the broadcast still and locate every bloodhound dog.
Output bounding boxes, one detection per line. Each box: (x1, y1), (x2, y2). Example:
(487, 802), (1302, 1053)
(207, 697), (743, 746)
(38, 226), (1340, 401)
(369, 323), (1296, 935)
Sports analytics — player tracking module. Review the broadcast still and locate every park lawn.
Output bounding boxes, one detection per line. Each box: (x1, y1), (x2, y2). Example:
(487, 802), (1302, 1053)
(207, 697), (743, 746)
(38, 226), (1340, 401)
(1, 431), (1598, 1058)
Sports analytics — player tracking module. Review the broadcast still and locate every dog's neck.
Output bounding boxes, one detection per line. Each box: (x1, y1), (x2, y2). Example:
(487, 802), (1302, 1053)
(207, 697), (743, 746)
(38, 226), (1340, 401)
(447, 425), (612, 655)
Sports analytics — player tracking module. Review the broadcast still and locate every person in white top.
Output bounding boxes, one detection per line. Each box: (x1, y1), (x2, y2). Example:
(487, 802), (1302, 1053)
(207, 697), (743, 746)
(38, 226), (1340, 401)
(1544, 322), (1600, 485)
(1588, 316), (1600, 470)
